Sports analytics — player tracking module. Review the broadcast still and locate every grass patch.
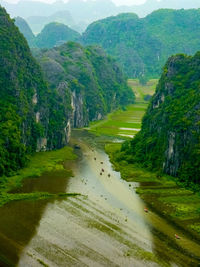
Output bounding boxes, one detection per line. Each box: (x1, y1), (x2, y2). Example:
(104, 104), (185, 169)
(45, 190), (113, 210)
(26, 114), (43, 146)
(128, 79), (157, 102)
(89, 104), (147, 138)
(88, 79), (157, 139)
(190, 223), (200, 234)
(0, 146), (77, 207)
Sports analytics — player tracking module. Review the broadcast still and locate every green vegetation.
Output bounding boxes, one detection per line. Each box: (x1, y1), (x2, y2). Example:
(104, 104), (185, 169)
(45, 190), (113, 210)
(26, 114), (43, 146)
(82, 9), (200, 78)
(0, 146), (77, 207)
(124, 53), (200, 186)
(88, 79), (157, 138)
(36, 42), (134, 125)
(128, 79), (156, 102)
(36, 22), (80, 48)
(105, 143), (200, 237)
(87, 75), (200, 236)
(0, 6), (133, 180)
(89, 104), (146, 139)
(0, 6), (49, 176)
(14, 16), (37, 48)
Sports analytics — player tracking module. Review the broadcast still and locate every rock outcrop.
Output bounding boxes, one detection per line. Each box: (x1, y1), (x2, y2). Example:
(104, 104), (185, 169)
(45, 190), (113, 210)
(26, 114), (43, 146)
(36, 42), (134, 138)
(128, 53), (200, 184)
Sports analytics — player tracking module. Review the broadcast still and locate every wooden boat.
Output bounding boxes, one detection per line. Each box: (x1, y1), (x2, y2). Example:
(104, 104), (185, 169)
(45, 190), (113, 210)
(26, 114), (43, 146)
(175, 234), (181, 239)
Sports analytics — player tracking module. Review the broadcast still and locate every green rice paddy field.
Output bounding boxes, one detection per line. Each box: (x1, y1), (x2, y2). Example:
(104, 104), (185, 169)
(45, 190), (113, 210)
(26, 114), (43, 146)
(0, 146), (78, 207)
(89, 79), (157, 139)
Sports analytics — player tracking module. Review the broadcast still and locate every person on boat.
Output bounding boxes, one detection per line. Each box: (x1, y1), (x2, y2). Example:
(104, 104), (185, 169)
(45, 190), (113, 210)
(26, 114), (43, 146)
(144, 208), (148, 213)
(175, 234), (180, 239)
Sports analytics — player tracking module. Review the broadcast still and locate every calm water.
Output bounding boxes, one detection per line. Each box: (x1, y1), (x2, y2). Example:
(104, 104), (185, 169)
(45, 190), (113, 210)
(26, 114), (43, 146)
(0, 130), (200, 266)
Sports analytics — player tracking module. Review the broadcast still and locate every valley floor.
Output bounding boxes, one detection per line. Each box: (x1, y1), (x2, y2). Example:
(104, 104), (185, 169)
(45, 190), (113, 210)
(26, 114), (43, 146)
(0, 79), (200, 266)
(89, 78), (200, 240)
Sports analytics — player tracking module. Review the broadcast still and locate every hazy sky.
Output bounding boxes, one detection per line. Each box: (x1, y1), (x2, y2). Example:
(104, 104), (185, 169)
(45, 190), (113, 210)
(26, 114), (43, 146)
(3, 0), (148, 5)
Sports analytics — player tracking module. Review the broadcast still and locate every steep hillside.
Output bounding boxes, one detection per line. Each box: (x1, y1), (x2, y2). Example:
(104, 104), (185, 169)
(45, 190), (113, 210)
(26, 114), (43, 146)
(36, 42), (134, 126)
(0, 6), (134, 176)
(14, 16), (37, 47)
(125, 52), (200, 185)
(0, 6), (49, 176)
(36, 22), (80, 48)
(82, 9), (200, 78)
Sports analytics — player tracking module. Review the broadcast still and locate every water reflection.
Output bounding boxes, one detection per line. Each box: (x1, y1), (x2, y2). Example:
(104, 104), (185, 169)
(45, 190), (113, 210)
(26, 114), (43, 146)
(0, 171), (70, 266)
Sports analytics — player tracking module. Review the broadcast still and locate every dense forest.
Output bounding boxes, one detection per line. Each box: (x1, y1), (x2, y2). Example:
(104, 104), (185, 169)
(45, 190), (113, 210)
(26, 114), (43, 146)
(35, 42), (134, 126)
(122, 53), (200, 185)
(0, 5), (134, 176)
(0, 6), (49, 176)
(35, 22), (80, 48)
(82, 9), (200, 78)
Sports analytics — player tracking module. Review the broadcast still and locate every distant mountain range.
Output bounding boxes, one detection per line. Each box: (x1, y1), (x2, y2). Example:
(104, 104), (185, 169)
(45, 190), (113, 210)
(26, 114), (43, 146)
(2, 0), (200, 33)
(14, 17), (80, 48)
(27, 10), (74, 34)
(15, 7), (200, 79)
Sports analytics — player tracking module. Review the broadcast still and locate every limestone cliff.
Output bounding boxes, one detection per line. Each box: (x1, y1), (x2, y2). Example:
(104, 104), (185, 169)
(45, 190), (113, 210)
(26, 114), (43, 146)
(36, 42), (134, 138)
(128, 53), (200, 184)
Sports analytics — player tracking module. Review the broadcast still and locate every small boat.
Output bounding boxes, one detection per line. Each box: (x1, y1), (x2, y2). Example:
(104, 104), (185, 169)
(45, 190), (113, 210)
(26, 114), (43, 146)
(144, 208), (148, 213)
(74, 144), (81, 149)
(175, 234), (181, 239)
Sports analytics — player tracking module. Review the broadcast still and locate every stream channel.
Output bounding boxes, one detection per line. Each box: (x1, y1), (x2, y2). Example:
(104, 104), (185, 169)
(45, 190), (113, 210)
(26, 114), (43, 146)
(0, 130), (200, 266)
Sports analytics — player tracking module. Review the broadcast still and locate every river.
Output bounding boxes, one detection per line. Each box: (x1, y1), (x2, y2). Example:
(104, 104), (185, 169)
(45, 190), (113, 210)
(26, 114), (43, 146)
(0, 130), (199, 266)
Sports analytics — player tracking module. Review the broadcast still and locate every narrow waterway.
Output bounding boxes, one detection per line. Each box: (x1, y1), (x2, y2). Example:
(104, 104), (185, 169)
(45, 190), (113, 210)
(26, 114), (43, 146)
(0, 130), (200, 266)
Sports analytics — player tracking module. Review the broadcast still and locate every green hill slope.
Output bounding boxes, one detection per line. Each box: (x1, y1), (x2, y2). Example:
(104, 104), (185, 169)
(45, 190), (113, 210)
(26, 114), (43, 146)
(82, 9), (200, 79)
(125, 52), (200, 185)
(14, 16), (37, 48)
(36, 22), (80, 48)
(0, 6), (49, 176)
(36, 42), (134, 125)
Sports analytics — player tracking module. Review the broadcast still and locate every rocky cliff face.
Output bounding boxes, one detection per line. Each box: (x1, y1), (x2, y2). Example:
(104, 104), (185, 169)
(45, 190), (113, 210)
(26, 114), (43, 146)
(36, 42), (134, 139)
(129, 53), (200, 184)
